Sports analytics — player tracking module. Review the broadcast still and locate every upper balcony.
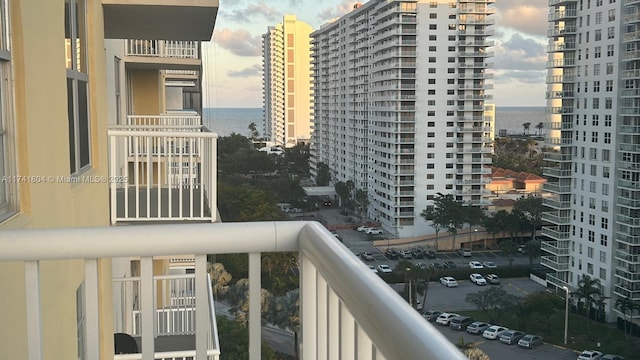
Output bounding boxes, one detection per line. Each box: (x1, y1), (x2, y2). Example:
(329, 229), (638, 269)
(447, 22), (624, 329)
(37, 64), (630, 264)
(108, 115), (217, 224)
(125, 40), (202, 70)
(0, 222), (467, 360)
(103, 0), (219, 41)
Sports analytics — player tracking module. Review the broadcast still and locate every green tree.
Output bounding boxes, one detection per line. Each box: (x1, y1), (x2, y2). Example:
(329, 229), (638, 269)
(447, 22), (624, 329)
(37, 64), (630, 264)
(522, 122), (531, 135)
(421, 193), (464, 251)
(267, 289), (300, 360)
(498, 239), (518, 266)
(573, 274), (603, 331)
(334, 180), (354, 208)
(513, 196), (544, 241)
(208, 262), (232, 299)
(520, 291), (563, 335)
(463, 205), (485, 248)
(483, 210), (509, 249)
(465, 286), (521, 323)
(464, 348), (490, 360)
(354, 189), (369, 218)
(216, 317), (278, 360)
(284, 143), (310, 178)
(535, 122), (544, 136)
(615, 297), (640, 340)
(218, 182), (286, 222)
(248, 122), (259, 140)
(316, 162), (330, 186)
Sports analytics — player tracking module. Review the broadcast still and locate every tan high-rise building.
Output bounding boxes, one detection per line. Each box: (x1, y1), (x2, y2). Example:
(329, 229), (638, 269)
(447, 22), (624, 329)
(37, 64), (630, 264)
(262, 15), (313, 147)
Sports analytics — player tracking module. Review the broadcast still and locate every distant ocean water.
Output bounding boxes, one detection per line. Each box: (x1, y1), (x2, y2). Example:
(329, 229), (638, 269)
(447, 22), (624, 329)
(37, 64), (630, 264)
(203, 106), (546, 138)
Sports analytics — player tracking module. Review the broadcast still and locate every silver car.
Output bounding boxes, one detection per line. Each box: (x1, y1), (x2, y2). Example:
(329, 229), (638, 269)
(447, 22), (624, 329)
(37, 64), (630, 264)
(466, 321), (491, 335)
(517, 334), (543, 349)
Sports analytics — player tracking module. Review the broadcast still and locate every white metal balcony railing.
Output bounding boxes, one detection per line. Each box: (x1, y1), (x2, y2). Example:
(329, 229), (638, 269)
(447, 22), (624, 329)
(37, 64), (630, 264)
(126, 40), (199, 59)
(108, 116), (217, 224)
(1, 222), (467, 360)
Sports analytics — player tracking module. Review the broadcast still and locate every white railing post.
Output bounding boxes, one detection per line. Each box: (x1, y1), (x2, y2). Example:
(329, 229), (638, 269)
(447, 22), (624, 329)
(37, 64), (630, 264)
(317, 276), (328, 360)
(300, 254), (317, 359)
(84, 259), (100, 359)
(195, 255), (208, 359)
(328, 288), (340, 359)
(24, 261), (42, 360)
(140, 257), (154, 360)
(248, 252), (261, 360)
(340, 307), (355, 360)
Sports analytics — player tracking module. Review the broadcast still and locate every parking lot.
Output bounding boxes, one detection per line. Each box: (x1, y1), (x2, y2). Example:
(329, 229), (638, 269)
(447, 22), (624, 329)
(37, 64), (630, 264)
(433, 322), (579, 360)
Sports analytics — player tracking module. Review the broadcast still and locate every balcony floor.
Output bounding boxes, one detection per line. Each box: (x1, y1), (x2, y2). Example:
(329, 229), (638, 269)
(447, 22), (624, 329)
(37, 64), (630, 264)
(114, 187), (211, 221)
(130, 334), (195, 353)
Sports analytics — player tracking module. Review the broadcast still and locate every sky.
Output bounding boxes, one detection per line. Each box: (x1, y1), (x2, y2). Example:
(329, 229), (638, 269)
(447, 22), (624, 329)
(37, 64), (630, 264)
(204, 0), (549, 108)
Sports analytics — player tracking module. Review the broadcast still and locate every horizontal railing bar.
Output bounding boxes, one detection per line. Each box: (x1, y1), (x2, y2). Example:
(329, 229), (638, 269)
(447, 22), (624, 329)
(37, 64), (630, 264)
(0, 222), (303, 261)
(108, 130), (218, 138)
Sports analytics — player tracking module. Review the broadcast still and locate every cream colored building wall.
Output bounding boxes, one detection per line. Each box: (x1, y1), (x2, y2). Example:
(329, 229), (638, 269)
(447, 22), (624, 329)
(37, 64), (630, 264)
(131, 69), (163, 115)
(283, 15), (312, 146)
(0, 0), (113, 359)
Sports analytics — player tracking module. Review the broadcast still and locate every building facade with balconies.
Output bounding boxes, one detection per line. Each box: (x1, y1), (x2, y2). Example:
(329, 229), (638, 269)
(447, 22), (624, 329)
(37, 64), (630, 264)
(0, 0), (219, 359)
(310, 0), (495, 238)
(262, 15), (313, 147)
(542, 0), (640, 324)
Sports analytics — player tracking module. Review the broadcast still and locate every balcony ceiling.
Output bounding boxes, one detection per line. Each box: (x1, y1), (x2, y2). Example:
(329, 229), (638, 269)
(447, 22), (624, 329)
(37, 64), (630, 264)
(103, 0), (219, 40)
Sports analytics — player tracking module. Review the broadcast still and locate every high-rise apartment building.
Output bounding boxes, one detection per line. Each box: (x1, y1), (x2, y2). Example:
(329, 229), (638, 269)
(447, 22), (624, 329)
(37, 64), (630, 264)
(542, 0), (639, 324)
(310, 0), (495, 238)
(262, 15), (313, 147)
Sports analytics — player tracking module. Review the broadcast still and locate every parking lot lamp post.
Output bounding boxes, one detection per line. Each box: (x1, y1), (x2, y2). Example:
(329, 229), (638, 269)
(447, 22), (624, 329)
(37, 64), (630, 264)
(406, 267), (412, 307)
(562, 286), (569, 345)
(474, 228), (478, 247)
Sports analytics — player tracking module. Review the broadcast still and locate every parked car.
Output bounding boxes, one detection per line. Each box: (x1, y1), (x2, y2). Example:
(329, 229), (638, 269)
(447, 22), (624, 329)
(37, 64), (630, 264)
(469, 261), (484, 269)
(366, 227), (383, 235)
(466, 321), (491, 335)
(439, 276), (459, 287)
(470, 273), (487, 285)
(449, 316), (475, 331)
(424, 249), (436, 258)
(482, 325), (509, 340)
(601, 355), (625, 360)
(368, 266), (378, 274)
(484, 274), (499, 284)
(577, 350), (603, 360)
(483, 261), (497, 268)
(431, 262), (444, 270)
(416, 262), (428, 270)
(423, 310), (442, 322)
(385, 248), (398, 259)
(412, 248), (424, 259)
(356, 225), (371, 232)
(399, 249), (412, 259)
(360, 252), (374, 261)
(435, 312), (460, 326)
(377, 264), (392, 273)
(517, 334), (543, 349)
(443, 261), (457, 269)
(459, 248), (472, 257)
(499, 330), (525, 345)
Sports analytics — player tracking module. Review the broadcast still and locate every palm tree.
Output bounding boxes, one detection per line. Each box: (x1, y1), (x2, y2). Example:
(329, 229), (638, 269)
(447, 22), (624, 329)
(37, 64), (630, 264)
(535, 122), (544, 136)
(522, 122), (531, 136)
(615, 297), (640, 340)
(573, 274), (602, 331)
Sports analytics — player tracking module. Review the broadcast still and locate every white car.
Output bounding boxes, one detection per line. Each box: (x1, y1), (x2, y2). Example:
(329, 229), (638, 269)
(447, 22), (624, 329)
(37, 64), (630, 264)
(577, 350), (603, 360)
(482, 325), (508, 340)
(469, 261), (484, 269)
(368, 266), (378, 274)
(483, 261), (497, 268)
(356, 225), (371, 232)
(366, 227), (383, 235)
(377, 264), (392, 273)
(435, 312), (460, 326)
(439, 276), (459, 287)
(470, 273), (487, 285)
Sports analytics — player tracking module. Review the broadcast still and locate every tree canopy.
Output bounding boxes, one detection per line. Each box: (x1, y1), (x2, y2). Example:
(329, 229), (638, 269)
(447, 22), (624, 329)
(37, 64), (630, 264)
(465, 286), (521, 323)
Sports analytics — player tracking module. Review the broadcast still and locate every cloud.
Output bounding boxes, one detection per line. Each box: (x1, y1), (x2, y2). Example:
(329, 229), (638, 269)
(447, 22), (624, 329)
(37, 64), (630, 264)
(228, 64), (262, 77)
(213, 28), (262, 57)
(494, 70), (546, 84)
(317, 1), (360, 23)
(223, 2), (281, 23)
(494, 0), (548, 37)
(493, 33), (547, 71)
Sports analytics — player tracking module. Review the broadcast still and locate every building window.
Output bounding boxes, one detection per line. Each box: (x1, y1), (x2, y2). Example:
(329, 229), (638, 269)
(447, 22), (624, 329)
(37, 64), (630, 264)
(600, 234), (608, 246)
(599, 250), (606, 263)
(588, 230), (595, 242)
(605, 80), (613, 91)
(603, 166), (609, 178)
(601, 217), (608, 229)
(607, 44), (614, 57)
(599, 268), (606, 280)
(593, 81), (600, 92)
(66, 0), (90, 174)
(608, 9), (615, 21)
(606, 62), (614, 74)
(0, 0), (16, 221)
